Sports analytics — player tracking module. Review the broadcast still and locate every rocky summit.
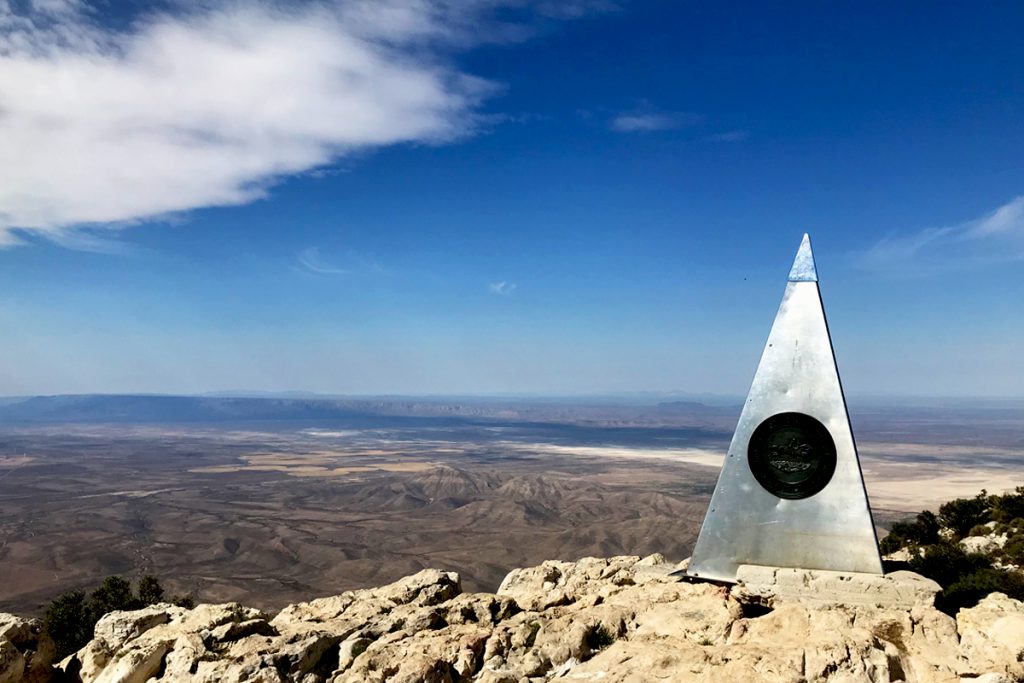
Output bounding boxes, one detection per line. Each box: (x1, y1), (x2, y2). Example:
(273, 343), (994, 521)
(2, 555), (1023, 683)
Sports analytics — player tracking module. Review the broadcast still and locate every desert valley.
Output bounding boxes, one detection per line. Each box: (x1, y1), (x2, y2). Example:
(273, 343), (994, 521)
(1, 394), (1021, 616)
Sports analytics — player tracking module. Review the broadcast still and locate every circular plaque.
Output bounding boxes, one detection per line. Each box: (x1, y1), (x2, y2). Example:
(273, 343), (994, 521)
(747, 412), (836, 500)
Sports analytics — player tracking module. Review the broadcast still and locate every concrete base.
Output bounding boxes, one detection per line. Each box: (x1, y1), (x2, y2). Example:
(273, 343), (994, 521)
(733, 564), (941, 609)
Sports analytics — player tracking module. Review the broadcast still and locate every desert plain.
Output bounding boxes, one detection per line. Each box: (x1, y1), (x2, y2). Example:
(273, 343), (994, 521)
(0, 395), (1021, 616)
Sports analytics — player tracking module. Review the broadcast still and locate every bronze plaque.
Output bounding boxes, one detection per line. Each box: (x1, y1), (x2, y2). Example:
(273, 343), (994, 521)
(747, 412), (836, 500)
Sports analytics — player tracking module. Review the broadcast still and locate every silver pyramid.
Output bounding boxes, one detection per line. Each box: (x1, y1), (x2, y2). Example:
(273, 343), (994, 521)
(686, 234), (882, 583)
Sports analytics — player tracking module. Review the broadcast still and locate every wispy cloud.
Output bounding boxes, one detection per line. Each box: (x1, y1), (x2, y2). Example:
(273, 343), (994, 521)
(34, 229), (142, 256)
(860, 196), (1024, 272)
(296, 246), (384, 276)
(609, 107), (703, 133)
(297, 247), (349, 276)
(488, 281), (518, 295)
(533, 0), (620, 19)
(705, 129), (750, 143)
(0, 0), (606, 248)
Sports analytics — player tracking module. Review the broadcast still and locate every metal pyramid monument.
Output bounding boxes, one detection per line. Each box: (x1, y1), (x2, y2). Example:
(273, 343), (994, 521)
(686, 234), (883, 583)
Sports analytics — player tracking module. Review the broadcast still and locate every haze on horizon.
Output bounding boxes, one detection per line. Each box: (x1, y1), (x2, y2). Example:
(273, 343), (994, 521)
(1, 1), (1022, 399)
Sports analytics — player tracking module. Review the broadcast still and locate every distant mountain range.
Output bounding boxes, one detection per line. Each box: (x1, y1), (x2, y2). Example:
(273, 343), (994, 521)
(1, 393), (1017, 428)
(0, 393), (739, 426)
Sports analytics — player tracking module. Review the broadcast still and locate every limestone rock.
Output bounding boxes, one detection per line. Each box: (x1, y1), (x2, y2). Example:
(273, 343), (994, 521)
(882, 547), (918, 563)
(956, 592), (1024, 679)
(0, 614), (54, 683)
(960, 533), (1009, 555)
(0, 639), (25, 683)
(11, 556), (1022, 682)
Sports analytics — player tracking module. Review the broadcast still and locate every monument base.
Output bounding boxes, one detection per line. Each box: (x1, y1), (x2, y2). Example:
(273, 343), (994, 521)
(732, 564), (941, 609)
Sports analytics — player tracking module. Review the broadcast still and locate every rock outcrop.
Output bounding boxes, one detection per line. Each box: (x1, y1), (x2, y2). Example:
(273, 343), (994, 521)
(0, 614), (54, 683)
(3, 555), (1023, 682)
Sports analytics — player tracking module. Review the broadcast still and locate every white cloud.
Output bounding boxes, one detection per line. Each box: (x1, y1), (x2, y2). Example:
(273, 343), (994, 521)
(609, 109), (703, 133)
(296, 245), (384, 275)
(0, 0), (609, 247)
(860, 196), (1024, 272)
(488, 281), (517, 295)
(296, 247), (349, 275)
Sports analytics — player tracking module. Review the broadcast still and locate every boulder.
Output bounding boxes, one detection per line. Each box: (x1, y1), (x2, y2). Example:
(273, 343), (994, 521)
(0, 614), (54, 683)
(960, 533), (1009, 555)
(956, 592), (1024, 679)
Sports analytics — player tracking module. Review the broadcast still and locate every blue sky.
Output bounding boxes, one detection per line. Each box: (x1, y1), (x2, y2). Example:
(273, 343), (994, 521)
(0, 0), (1021, 397)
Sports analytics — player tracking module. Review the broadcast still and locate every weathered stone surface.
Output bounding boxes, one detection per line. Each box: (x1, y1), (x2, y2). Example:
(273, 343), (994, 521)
(957, 592), (1024, 679)
(93, 606), (174, 652)
(882, 547), (918, 563)
(60, 602), (276, 683)
(734, 564), (942, 609)
(0, 639), (26, 683)
(5, 557), (1022, 682)
(0, 614), (54, 683)
(960, 533), (1009, 555)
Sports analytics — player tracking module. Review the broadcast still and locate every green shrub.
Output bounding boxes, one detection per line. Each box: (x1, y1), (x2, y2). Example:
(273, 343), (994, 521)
(909, 541), (991, 588)
(137, 576), (165, 605)
(941, 568), (1024, 614)
(43, 575), (187, 660)
(878, 488), (1024, 614)
(879, 533), (907, 555)
(938, 492), (992, 539)
(89, 576), (138, 615)
(525, 621), (541, 648)
(915, 510), (941, 543)
(880, 509), (942, 553)
(173, 594), (196, 609)
(992, 488), (1024, 523)
(43, 591), (91, 662)
(1003, 534), (1024, 564)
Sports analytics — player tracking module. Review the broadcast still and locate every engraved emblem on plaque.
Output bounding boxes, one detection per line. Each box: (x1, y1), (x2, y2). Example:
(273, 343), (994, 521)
(747, 412), (836, 500)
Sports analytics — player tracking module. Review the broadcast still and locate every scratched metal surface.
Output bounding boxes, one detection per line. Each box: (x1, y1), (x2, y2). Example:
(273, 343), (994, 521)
(686, 236), (882, 583)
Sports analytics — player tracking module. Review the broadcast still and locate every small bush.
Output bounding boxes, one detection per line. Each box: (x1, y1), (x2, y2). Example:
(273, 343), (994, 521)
(941, 568), (1024, 614)
(879, 534), (906, 556)
(909, 541), (991, 588)
(880, 510), (942, 553)
(939, 492), (992, 540)
(43, 591), (91, 662)
(525, 621), (541, 648)
(1003, 534), (1024, 564)
(89, 576), (138, 615)
(584, 625), (615, 652)
(172, 594), (196, 609)
(992, 488), (1024, 523)
(878, 488), (1024, 614)
(43, 575), (186, 660)
(137, 576), (165, 605)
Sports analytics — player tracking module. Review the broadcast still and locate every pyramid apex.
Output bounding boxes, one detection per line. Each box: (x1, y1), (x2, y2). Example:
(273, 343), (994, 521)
(788, 233), (818, 282)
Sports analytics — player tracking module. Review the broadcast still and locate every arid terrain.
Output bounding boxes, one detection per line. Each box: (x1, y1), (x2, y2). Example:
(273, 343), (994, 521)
(0, 395), (1021, 616)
